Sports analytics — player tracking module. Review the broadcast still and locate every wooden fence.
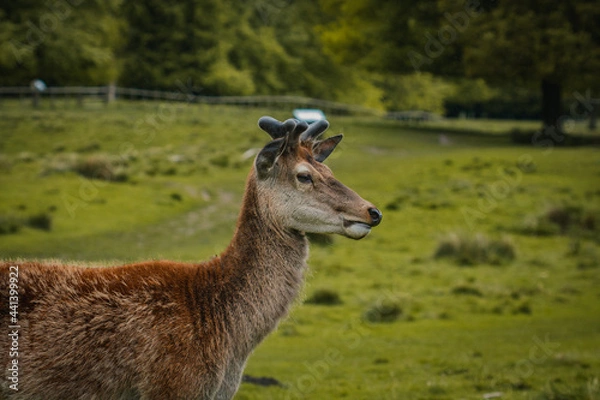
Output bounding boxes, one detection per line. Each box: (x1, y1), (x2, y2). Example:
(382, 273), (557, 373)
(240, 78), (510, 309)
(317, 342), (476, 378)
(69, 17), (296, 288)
(0, 85), (380, 116)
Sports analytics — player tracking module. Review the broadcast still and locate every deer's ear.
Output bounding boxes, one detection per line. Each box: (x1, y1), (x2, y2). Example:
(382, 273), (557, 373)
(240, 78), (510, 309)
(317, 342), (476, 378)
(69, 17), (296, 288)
(313, 134), (343, 162)
(255, 139), (284, 179)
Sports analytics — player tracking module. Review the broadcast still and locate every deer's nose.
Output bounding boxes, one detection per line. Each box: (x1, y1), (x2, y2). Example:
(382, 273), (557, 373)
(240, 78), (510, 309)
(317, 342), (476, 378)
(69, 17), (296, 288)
(368, 208), (382, 227)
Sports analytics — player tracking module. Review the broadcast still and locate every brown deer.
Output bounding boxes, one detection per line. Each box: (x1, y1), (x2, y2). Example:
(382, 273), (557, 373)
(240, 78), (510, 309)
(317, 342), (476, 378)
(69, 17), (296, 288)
(0, 116), (382, 400)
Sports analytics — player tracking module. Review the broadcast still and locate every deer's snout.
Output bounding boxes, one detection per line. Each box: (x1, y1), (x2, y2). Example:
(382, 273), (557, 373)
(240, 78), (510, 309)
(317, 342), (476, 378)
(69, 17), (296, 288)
(368, 208), (382, 227)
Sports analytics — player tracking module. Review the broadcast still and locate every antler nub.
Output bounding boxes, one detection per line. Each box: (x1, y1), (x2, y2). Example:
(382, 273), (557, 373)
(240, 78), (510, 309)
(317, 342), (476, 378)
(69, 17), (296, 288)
(300, 119), (330, 142)
(258, 116), (328, 142)
(258, 116), (297, 139)
(255, 116), (341, 178)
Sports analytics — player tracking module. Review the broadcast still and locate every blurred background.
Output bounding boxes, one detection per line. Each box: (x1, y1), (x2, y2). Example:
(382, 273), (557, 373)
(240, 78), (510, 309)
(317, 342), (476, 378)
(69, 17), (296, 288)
(1, 1), (599, 399)
(1, 0), (599, 124)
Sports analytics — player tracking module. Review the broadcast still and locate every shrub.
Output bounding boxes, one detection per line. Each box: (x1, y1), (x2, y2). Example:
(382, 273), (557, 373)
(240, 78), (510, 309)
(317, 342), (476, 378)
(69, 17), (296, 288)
(512, 301), (532, 315)
(162, 167), (178, 176)
(451, 284), (483, 297)
(209, 154), (230, 168)
(547, 205), (583, 234)
(27, 212), (52, 231)
(305, 288), (342, 306)
(0, 215), (24, 235)
(363, 299), (403, 323)
(487, 238), (517, 265)
(519, 204), (598, 238)
(519, 215), (561, 236)
(434, 232), (516, 266)
(0, 212), (53, 233)
(107, 166), (129, 182)
(75, 156), (114, 180)
(170, 192), (183, 202)
(75, 155), (128, 182)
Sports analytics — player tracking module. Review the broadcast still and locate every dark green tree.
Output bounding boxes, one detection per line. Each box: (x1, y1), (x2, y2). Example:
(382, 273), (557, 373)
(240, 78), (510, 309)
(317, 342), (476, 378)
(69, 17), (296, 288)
(318, 0), (467, 110)
(319, 0), (440, 72)
(252, 0), (367, 100)
(455, 0), (600, 132)
(0, 0), (122, 86)
(320, 0), (600, 126)
(118, 0), (370, 101)
(119, 0), (223, 92)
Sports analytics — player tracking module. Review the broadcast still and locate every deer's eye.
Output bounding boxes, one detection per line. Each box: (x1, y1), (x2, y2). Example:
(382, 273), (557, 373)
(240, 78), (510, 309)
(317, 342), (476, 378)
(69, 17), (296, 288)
(296, 173), (313, 184)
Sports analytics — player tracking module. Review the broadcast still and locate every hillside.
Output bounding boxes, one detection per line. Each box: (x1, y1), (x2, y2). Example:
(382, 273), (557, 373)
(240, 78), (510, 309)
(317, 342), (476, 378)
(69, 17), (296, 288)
(1, 101), (599, 399)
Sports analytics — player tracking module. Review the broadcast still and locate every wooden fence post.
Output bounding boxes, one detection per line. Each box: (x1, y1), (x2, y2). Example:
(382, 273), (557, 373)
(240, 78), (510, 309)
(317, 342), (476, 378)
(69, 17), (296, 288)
(32, 88), (40, 108)
(106, 83), (116, 104)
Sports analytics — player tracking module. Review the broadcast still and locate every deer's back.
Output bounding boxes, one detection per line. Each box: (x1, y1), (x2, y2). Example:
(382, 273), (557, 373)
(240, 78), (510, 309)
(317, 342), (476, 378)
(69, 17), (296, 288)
(0, 261), (227, 399)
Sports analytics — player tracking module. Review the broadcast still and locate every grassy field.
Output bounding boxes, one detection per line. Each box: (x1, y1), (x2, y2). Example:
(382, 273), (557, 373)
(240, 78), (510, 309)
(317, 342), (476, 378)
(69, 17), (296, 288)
(1, 100), (599, 399)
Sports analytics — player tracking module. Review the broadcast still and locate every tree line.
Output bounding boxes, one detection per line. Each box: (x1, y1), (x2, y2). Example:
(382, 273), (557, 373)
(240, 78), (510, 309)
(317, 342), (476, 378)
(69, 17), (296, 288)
(1, 0), (598, 127)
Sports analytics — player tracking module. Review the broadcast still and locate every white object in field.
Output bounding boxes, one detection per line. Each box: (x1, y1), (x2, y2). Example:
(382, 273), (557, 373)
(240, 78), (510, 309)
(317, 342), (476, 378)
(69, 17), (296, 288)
(293, 109), (326, 123)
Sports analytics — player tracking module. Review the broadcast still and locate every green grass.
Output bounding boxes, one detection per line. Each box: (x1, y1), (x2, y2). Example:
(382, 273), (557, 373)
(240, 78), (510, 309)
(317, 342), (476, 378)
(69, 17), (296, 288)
(395, 116), (599, 136)
(1, 100), (599, 399)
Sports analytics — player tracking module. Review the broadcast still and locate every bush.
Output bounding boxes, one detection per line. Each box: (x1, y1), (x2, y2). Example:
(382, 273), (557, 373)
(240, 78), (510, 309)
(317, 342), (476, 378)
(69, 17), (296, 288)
(0, 211), (53, 233)
(0, 215), (23, 235)
(434, 232), (516, 266)
(519, 215), (561, 236)
(209, 154), (230, 168)
(170, 192), (183, 202)
(305, 288), (342, 306)
(73, 155), (129, 182)
(519, 204), (598, 237)
(487, 239), (517, 265)
(75, 155), (115, 180)
(512, 301), (532, 315)
(363, 299), (403, 323)
(547, 205), (583, 234)
(27, 212), (52, 231)
(451, 284), (483, 297)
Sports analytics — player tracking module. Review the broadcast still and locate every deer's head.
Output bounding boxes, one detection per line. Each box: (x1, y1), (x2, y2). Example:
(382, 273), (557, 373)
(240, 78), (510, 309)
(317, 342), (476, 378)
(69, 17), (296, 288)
(253, 116), (382, 240)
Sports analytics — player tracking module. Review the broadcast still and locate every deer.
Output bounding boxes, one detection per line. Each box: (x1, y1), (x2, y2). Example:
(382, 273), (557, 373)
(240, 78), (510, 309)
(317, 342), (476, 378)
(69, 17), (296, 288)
(0, 116), (382, 400)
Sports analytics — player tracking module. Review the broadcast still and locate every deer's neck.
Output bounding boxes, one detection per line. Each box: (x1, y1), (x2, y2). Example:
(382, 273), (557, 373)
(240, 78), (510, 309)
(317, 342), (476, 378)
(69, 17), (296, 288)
(214, 174), (308, 351)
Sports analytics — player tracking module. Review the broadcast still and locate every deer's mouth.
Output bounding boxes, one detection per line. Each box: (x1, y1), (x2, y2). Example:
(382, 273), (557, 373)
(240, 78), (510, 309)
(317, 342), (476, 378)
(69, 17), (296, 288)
(342, 219), (372, 240)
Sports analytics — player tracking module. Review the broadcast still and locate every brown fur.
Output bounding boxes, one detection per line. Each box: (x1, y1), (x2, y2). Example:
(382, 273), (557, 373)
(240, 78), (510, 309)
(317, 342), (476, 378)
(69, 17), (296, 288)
(0, 118), (380, 399)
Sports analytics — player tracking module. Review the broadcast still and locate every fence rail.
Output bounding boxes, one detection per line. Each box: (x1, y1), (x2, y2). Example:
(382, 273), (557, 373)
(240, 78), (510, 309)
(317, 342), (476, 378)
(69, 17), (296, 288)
(0, 85), (380, 116)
